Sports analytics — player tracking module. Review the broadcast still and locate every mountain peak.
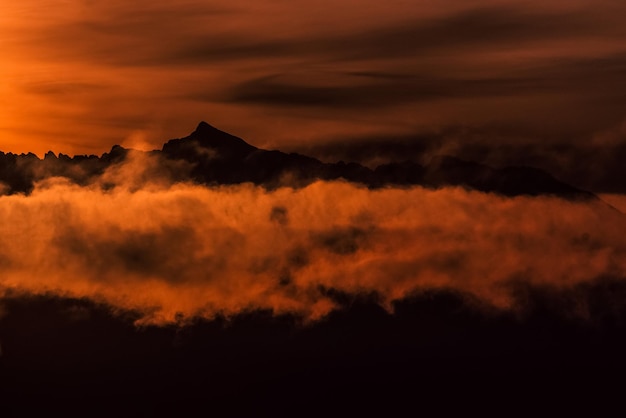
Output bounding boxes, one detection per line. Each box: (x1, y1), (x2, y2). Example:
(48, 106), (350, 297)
(194, 121), (219, 134)
(162, 122), (258, 160)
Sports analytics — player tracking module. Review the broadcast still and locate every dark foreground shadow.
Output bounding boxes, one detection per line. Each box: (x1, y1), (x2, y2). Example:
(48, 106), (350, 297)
(2, 280), (626, 417)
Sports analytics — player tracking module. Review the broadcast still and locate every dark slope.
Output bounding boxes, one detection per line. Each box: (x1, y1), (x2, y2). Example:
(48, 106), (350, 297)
(3, 281), (626, 417)
(0, 145), (129, 194)
(161, 122), (591, 197)
(375, 156), (591, 197)
(161, 121), (374, 187)
(0, 122), (593, 198)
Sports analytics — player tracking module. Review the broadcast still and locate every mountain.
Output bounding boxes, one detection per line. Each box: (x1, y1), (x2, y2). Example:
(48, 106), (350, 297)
(4, 278), (626, 417)
(0, 121), (594, 199)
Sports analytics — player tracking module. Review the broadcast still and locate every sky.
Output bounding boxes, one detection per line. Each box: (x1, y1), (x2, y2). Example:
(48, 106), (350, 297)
(2, 0), (626, 189)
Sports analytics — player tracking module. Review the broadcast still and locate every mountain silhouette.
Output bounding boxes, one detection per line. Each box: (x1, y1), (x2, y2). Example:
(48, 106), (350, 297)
(4, 280), (626, 416)
(0, 121), (594, 199)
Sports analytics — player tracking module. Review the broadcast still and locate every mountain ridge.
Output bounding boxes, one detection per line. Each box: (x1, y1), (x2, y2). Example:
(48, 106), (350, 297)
(0, 122), (595, 199)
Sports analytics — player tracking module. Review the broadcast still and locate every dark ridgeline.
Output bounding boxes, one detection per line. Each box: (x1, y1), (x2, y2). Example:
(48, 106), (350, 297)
(2, 281), (626, 417)
(0, 121), (594, 198)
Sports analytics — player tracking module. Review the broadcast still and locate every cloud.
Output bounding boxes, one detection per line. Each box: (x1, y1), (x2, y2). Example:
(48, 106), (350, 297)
(0, 156), (624, 325)
(101, 5), (626, 66)
(222, 73), (537, 109)
(296, 118), (626, 193)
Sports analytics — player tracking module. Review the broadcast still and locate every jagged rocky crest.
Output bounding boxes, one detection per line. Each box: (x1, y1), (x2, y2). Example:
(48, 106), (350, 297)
(0, 121), (593, 198)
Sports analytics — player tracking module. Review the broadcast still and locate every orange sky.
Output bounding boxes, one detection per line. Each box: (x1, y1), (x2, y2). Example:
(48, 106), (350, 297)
(2, 0), (626, 157)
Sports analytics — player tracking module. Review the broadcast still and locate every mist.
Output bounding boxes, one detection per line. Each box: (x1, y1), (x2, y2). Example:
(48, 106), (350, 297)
(0, 156), (623, 325)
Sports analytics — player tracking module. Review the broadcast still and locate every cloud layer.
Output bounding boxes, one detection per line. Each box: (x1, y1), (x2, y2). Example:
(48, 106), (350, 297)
(0, 157), (624, 324)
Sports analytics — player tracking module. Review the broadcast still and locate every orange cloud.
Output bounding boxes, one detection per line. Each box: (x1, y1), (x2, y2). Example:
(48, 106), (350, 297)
(0, 158), (624, 325)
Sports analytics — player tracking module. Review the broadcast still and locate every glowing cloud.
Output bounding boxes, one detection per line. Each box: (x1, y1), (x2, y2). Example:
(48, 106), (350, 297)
(0, 158), (623, 324)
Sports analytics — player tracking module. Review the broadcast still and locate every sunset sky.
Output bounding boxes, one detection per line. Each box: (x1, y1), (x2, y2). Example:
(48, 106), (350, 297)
(3, 0), (626, 176)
